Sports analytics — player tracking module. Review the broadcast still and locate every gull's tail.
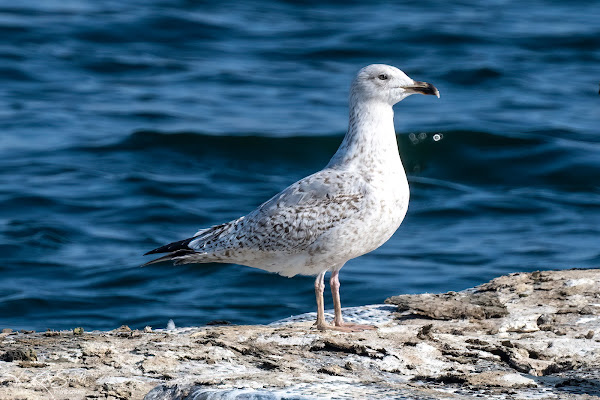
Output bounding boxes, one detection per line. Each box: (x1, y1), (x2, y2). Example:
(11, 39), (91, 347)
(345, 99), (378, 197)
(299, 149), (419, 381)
(142, 221), (236, 266)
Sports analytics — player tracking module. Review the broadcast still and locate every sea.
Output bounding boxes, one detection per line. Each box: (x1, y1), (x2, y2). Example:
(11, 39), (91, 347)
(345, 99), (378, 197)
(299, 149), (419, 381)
(1, 0), (599, 331)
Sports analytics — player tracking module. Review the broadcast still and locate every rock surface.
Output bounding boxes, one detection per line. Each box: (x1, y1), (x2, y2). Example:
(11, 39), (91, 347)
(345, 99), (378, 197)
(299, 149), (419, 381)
(1, 269), (599, 399)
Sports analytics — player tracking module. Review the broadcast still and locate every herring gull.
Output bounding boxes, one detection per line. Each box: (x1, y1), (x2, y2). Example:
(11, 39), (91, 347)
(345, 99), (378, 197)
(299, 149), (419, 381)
(144, 64), (439, 331)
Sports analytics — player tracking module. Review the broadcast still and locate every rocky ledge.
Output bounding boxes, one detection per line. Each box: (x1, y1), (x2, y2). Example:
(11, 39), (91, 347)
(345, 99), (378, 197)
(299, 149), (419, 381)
(1, 269), (599, 400)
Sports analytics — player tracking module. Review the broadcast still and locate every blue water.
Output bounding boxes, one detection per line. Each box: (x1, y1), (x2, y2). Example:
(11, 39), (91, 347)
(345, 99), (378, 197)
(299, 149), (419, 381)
(1, 1), (599, 331)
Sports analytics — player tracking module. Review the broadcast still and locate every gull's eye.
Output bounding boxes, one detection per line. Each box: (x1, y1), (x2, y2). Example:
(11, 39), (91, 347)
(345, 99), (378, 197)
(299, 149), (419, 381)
(378, 74), (388, 80)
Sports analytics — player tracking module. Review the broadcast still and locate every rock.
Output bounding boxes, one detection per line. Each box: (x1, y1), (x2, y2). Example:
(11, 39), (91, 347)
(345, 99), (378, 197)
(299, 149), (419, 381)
(386, 288), (508, 320)
(466, 371), (538, 388)
(140, 356), (178, 376)
(1, 348), (37, 362)
(115, 325), (132, 333)
(585, 330), (595, 339)
(317, 364), (345, 376)
(1, 269), (599, 399)
(81, 341), (113, 358)
(144, 386), (287, 400)
(206, 320), (231, 326)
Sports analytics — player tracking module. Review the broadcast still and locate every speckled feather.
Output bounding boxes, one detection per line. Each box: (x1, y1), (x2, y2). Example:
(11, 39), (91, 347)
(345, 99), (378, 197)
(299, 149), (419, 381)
(144, 64), (438, 278)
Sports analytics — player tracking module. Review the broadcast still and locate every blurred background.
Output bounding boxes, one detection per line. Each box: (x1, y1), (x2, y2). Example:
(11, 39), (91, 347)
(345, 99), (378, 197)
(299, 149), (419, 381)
(0, 0), (598, 331)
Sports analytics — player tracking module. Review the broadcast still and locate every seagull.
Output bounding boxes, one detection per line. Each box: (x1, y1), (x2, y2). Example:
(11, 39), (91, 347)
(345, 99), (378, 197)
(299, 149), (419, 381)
(144, 64), (439, 331)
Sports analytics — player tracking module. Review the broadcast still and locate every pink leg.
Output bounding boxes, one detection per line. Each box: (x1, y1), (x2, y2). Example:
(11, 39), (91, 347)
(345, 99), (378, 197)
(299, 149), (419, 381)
(330, 269), (344, 326)
(329, 269), (376, 332)
(314, 271), (327, 330)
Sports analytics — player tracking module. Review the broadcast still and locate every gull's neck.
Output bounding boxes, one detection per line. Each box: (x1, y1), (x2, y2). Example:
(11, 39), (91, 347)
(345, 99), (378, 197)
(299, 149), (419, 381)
(327, 98), (402, 174)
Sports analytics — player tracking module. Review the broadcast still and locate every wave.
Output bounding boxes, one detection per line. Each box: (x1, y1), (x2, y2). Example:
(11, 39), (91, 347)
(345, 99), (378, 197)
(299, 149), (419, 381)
(79, 129), (345, 165)
(73, 128), (600, 190)
(84, 128), (539, 155)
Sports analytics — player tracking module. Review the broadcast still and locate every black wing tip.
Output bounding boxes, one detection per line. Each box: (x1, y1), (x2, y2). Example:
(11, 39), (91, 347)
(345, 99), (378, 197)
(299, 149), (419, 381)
(144, 248), (164, 256)
(141, 249), (196, 267)
(144, 237), (195, 256)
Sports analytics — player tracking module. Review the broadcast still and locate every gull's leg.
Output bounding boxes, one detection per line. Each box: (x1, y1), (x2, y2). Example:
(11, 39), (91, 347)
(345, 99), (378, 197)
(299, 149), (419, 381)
(329, 269), (377, 332)
(330, 269), (344, 326)
(314, 271), (328, 330)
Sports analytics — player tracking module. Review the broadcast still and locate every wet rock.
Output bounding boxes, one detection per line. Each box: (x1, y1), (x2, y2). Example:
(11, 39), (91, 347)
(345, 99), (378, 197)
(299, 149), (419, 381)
(144, 386), (287, 400)
(206, 320), (231, 326)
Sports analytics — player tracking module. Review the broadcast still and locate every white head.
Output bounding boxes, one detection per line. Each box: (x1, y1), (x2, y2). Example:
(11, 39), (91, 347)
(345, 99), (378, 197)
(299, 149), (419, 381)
(350, 64), (439, 106)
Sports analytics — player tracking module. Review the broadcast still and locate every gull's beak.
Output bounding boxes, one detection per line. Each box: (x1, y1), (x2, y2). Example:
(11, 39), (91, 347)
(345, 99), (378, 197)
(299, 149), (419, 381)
(404, 81), (440, 98)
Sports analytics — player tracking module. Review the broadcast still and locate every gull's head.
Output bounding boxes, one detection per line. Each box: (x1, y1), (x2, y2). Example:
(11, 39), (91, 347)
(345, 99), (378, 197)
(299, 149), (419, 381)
(350, 64), (440, 106)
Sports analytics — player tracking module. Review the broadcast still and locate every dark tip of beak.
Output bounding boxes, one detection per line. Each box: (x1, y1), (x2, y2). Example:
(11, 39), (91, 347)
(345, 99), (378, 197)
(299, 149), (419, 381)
(406, 81), (440, 98)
